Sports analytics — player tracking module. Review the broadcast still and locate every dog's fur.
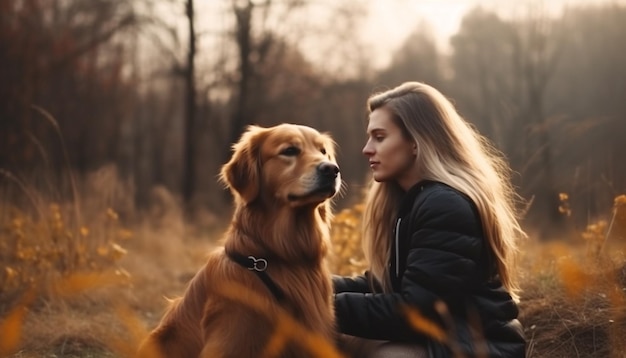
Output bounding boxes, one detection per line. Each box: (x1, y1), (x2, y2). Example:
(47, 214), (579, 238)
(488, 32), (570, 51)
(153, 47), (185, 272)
(137, 124), (341, 358)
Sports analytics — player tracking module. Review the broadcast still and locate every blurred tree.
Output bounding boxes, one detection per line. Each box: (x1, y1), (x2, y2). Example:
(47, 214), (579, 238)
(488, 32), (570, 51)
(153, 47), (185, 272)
(228, 0), (307, 158)
(0, 0), (137, 177)
(121, 0), (371, 212)
(229, 0), (264, 159)
(449, 5), (566, 236)
(376, 22), (444, 90)
(124, 0), (197, 209)
(306, 79), (373, 206)
(546, 4), (626, 227)
(515, 3), (565, 235)
(181, 0), (197, 209)
(449, 8), (520, 150)
(201, 0), (372, 207)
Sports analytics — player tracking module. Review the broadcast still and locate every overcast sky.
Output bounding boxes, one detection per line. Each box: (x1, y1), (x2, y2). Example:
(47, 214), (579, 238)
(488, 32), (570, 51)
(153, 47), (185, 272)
(359, 0), (625, 67)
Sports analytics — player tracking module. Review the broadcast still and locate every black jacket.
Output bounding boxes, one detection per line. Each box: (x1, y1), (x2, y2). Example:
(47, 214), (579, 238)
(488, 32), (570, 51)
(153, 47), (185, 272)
(333, 181), (526, 357)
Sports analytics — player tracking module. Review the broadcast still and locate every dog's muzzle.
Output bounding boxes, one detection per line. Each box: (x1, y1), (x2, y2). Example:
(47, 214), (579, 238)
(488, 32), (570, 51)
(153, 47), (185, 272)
(287, 162), (340, 201)
(317, 162), (340, 179)
(314, 161), (341, 196)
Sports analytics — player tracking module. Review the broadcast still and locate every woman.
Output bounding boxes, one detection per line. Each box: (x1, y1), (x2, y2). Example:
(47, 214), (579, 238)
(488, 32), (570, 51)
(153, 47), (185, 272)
(334, 82), (526, 357)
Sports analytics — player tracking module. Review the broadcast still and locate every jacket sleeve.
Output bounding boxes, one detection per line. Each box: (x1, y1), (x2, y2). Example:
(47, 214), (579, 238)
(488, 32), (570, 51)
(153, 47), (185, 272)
(334, 188), (485, 341)
(333, 272), (377, 293)
(333, 275), (370, 293)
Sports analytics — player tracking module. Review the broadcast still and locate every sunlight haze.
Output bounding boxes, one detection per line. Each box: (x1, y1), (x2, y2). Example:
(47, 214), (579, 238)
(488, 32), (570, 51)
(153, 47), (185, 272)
(360, 0), (625, 68)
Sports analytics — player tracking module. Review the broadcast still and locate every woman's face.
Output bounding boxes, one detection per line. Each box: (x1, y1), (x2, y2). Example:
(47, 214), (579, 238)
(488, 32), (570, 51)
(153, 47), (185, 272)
(363, 106), (420, 191)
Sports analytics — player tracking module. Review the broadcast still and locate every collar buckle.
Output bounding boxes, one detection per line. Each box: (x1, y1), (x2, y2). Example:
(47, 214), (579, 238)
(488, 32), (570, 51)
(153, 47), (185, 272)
(247, 256), (268, 272)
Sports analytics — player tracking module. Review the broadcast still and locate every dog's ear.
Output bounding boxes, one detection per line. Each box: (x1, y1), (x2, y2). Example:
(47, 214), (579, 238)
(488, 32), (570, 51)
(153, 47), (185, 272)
(220, 125), (266, 205)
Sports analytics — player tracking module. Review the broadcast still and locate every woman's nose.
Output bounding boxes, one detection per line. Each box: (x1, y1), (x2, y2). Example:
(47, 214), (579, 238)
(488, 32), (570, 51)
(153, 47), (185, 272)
(362, 140), (373, 156)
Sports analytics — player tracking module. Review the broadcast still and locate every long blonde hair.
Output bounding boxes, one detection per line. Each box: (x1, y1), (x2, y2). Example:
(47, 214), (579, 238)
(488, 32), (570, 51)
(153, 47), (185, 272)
(362, 82), (526, 300)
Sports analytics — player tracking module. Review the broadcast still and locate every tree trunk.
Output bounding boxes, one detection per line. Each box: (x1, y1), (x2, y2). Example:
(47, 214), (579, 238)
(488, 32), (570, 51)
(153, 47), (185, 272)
(229, 0), (254, 158)
(182, 0), (197, 208)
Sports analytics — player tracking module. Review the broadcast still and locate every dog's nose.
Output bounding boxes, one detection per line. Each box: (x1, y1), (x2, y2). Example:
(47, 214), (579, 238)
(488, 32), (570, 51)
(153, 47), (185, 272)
(317, 162), (340, 178)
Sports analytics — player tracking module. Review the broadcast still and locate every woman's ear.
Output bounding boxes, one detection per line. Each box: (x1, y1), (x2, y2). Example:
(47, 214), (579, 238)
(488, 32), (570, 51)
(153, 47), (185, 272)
(220, 125), (266, 205)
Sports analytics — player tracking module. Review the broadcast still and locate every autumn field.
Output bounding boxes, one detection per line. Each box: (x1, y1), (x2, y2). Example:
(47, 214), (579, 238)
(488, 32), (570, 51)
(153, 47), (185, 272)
(2, 0), (626, 356)
(1, 170), (625, 358)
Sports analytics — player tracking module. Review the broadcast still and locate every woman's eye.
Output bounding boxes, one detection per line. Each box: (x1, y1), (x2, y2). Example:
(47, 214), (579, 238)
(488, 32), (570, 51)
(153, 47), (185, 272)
(375, 136), (384, 142)
(280, 146), (301, 156)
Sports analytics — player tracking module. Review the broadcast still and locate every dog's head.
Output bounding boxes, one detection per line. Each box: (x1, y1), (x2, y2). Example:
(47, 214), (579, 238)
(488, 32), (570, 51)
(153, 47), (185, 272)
(220, 124), (341, 208)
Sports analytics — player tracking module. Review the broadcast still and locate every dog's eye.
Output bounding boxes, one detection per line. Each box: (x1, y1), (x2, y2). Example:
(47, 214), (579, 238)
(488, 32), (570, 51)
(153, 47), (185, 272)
(320, 148), (327, 155)
(280, 146), (301, 156)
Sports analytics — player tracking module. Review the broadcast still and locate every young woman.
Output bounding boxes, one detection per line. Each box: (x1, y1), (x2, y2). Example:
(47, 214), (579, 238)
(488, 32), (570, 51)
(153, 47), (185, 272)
(334, 82), (526, 357)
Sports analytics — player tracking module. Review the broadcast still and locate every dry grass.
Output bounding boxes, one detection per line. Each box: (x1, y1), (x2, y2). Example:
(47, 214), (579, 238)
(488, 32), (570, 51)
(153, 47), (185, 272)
(519, 195), (626, 358)
(1, 168), (625, 357)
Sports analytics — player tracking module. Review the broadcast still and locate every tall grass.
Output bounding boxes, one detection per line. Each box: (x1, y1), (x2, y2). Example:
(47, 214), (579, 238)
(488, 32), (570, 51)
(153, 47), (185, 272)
(520, 195), (626, 357)
(0, 166), (134, 356)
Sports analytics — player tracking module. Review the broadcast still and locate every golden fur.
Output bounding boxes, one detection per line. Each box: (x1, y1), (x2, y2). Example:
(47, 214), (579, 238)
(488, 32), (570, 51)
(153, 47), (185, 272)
(137, 124), (341, 358)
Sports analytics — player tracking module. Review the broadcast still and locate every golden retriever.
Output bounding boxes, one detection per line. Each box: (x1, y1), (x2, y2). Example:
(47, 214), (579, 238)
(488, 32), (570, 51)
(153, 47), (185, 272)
(137, 124), (341, 358)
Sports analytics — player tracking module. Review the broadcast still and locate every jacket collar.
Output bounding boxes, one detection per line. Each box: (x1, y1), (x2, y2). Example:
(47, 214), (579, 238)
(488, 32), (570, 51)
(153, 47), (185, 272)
(397, 179), (438, 217)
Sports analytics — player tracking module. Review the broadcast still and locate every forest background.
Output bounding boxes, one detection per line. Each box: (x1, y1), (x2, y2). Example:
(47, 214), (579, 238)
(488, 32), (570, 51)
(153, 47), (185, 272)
(1, 0), (625, 357)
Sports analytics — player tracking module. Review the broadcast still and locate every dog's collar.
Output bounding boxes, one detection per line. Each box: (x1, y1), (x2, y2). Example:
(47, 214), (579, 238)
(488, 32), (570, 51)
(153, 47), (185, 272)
(225, 250), (287, 303)
(232, 226), (321, 267)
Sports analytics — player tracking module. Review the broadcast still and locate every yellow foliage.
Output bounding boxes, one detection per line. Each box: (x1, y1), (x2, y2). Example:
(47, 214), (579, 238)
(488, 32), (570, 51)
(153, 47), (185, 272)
(556, 256), (591, 300)
(0, 205), (132, 302)
(329, 204), (367, 276)
(558, 192), (572, 217)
